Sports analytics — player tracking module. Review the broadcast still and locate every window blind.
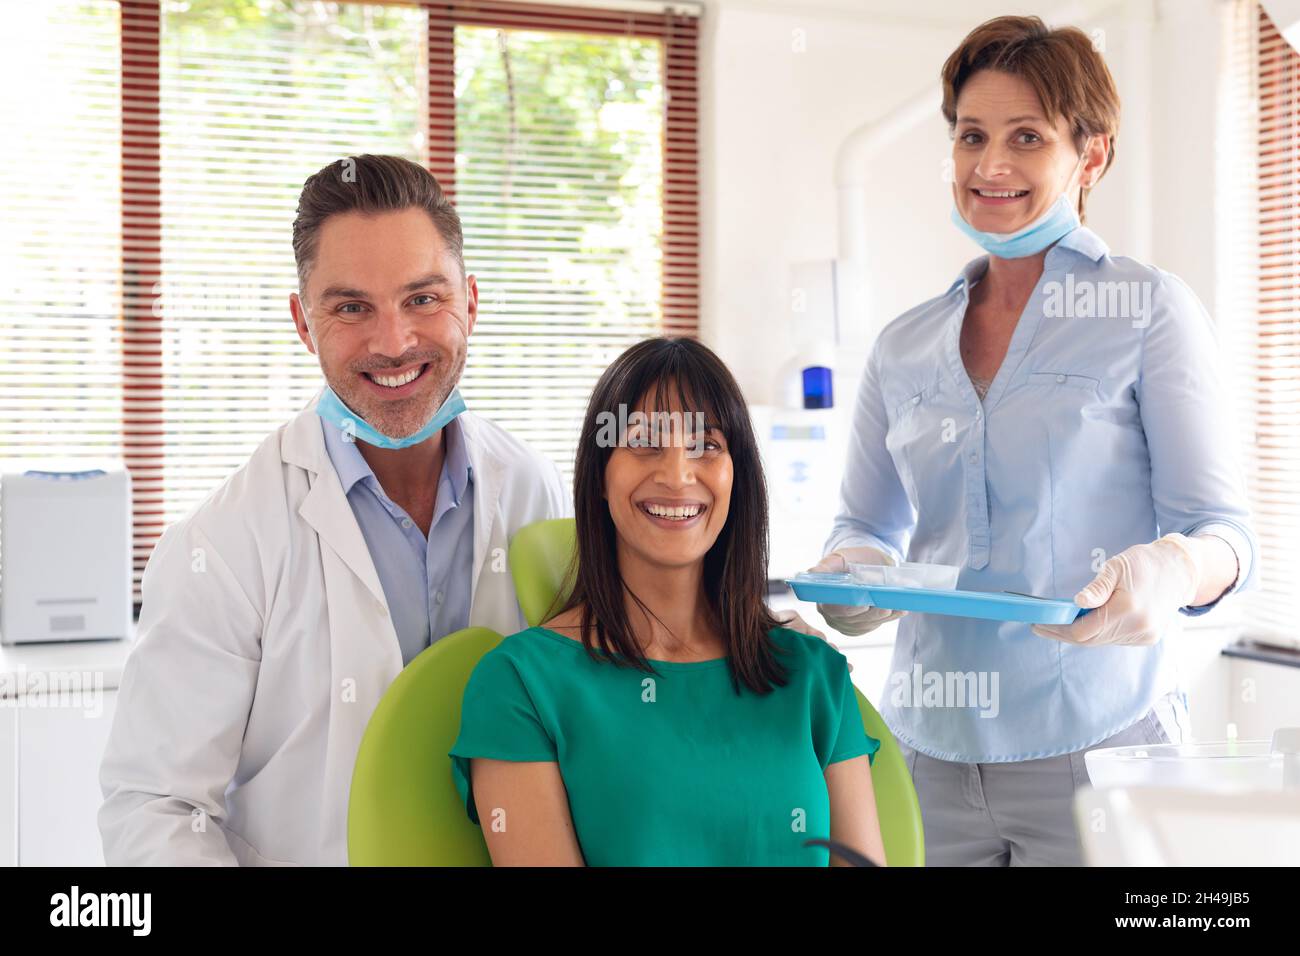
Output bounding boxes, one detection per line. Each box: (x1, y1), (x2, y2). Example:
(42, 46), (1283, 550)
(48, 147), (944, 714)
(429, 0), (701, 474)
(0, 1), (124, 466)
(1248, 3), (1300, 645)
(0, 1), (125, 610)
(3, 0), (699, 606)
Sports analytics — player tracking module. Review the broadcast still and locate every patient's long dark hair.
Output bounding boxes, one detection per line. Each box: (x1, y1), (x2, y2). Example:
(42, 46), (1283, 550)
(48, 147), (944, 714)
(548, 336), (790, 695)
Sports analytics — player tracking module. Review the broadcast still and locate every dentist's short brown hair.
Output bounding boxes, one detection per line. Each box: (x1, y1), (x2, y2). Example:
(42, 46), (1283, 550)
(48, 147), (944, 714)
(291, 154), (464, 296)
(941, 15), (1120, 222)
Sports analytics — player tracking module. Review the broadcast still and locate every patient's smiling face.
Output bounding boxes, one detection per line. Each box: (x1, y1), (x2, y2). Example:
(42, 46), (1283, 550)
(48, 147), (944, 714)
(289, 207), (477, 440)
(603, 386), (733, 573)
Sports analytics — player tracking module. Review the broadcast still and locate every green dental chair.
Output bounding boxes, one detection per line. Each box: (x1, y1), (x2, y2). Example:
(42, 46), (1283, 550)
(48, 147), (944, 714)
(348, 518), (925, 866)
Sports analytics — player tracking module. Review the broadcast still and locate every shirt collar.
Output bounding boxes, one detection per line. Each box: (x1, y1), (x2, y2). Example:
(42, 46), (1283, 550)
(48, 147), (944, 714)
(320, 414), (472, 502)
(1051, 224), (1109, 263)
(948, 254), (990, 296)
(946, 225), (1111, 296)
(442, 414), (472, 505)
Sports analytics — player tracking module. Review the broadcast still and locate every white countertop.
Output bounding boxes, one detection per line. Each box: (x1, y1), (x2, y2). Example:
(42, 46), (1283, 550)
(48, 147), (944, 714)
(0, 633), (135, 699)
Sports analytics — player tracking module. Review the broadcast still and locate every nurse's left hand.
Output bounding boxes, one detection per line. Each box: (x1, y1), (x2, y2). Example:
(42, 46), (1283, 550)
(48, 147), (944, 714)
(1031, 533), (1202, 646)
(773, 609), (853, 671)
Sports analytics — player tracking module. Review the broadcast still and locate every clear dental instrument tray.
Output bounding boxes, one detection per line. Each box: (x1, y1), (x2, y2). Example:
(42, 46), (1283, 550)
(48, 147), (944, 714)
(786, 564), (1091, 625)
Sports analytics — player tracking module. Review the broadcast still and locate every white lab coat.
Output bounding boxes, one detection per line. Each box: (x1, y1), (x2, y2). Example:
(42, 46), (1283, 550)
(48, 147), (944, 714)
(98, 397), (570, 866)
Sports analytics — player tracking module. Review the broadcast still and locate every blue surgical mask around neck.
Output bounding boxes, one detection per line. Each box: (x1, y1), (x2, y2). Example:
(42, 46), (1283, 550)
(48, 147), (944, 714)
(316, 382), (466, 449)
(950, 187), (1081, 260)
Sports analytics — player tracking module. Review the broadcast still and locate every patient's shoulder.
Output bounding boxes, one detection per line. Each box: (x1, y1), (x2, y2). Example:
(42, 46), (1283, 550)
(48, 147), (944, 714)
(539, 607), (585, 640)
(768, 625), (852, 674)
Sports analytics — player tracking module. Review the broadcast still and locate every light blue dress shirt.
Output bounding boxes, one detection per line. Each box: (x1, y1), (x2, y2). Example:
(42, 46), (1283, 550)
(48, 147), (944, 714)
(827, 226), (1258, 762)
(321, 415), (475, 666)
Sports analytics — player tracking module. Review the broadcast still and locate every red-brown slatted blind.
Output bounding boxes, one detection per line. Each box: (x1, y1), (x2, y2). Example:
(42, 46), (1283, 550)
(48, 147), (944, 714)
(1251, 5), (1300, 643)
(120, 0), (163, 604)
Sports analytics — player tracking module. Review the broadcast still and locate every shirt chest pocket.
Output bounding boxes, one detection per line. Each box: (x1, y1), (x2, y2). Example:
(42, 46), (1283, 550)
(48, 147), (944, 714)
(1024, 366), (1097, 395)
(1025, 370), (1101, 394)
(1006, 370), (1106, 461)
(1015, 369), (1107, 433)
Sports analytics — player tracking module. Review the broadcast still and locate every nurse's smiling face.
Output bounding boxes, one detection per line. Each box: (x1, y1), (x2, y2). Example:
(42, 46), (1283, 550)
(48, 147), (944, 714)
(951, 69), (1105, 235)
(603, 387), (733, 573)
(290, 207), (478, 440)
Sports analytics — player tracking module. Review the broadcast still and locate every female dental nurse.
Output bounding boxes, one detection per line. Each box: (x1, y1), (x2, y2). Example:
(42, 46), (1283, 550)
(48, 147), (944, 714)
(812, 15), (1258, 866)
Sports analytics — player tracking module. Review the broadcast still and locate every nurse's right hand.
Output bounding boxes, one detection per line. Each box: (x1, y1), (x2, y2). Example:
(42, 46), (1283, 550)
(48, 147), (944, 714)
(807, 547), (907, 637)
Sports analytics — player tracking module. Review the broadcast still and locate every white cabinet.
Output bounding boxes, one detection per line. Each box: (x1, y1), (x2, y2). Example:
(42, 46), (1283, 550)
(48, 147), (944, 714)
(0, 706), (15, 866)
(1227, 653), (1300, 741)
(15, 690), (118, 866)
(1, 638), (132, 866)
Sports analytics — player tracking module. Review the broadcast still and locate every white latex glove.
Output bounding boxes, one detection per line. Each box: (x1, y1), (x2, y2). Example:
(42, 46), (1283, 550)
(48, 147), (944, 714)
(806, 547), (906, 637)
(1031, 533), (1201, 646)
(772, 608), (853, 671)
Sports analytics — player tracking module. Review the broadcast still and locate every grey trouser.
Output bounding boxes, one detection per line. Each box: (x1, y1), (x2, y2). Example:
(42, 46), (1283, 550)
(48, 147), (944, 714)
(896, 691), (1187, 866)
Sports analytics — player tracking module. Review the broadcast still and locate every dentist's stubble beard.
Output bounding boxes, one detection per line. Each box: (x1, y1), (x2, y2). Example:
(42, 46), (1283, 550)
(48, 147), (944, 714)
(325, 345), (466, 441)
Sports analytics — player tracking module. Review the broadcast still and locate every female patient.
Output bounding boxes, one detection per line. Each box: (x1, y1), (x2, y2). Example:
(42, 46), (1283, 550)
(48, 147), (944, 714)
(449, 337), (886, 866)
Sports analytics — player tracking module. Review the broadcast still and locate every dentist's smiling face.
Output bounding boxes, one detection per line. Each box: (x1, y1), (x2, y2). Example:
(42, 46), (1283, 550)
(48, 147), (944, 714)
(290, 207), (477, 440)
(603, 387), (733, 572)
(951, 69), (1094, 235)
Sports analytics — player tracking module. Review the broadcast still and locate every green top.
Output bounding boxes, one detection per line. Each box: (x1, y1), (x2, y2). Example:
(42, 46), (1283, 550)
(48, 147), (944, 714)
(450, 625), (880, 866)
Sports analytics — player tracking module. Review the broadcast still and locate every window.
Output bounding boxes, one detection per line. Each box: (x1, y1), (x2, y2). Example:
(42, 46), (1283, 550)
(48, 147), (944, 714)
(0, 0), (700, 605)
(1226, 1), (1300, 645)
(0, 2), (124, 498)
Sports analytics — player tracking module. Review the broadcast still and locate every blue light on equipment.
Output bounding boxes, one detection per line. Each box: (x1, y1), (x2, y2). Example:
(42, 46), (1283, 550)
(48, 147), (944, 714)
(801, 366), (833, 409)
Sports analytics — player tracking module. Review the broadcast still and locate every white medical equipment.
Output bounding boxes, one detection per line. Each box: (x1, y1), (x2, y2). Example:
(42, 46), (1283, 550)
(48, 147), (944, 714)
(1075, 727), (1300, 865)
(0, 462), (133, 644)
(1085, 729), (1300, 793)
(752, 404), (847, 582)
(1073, 786), (1300, 866)
(754, 257), (853, 584)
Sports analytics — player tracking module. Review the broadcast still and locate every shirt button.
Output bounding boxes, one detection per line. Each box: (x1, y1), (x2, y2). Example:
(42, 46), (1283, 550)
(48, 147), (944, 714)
(401, 517), (413, 529)
(435, 591), (445, 605)
(969, 453), (978, 464)
(912, 395), (921, 405)
(1056, 374), (1066, 383)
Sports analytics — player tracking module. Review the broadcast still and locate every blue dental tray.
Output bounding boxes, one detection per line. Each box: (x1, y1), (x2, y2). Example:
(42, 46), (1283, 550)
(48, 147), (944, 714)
(785, 573), (1090, 625)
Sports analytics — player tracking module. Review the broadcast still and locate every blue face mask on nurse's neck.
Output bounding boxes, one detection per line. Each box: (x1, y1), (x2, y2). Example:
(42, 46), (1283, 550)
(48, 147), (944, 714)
(316, 381), (467, 449)
(950, 191), (1080, 259)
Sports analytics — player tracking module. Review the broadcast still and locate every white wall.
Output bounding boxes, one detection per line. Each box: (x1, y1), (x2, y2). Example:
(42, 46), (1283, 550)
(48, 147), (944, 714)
(699, 0), (967, 402)
(696, 0), (1221, 404)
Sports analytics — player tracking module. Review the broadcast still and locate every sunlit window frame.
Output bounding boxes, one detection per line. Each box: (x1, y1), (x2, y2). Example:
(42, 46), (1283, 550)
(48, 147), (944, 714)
(115, 0), (700, 608)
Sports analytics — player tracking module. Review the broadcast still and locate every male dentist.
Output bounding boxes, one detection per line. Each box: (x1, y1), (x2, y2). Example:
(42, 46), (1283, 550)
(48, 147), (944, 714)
(99, 155), (570, 865)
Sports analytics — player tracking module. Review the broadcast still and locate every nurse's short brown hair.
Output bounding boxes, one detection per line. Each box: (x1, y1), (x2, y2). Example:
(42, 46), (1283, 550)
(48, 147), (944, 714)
(941, 15), (1120, 222)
